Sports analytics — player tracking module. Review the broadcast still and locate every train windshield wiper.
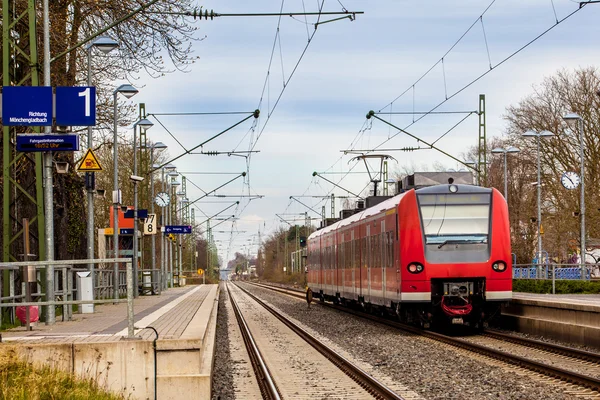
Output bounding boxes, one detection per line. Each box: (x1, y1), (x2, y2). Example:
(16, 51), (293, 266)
(436, 239), (486, 249)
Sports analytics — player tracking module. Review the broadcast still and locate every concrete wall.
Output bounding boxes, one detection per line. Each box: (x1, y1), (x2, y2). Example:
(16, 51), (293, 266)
(502, 299), (600, 349)
(9, 340), (154, 399)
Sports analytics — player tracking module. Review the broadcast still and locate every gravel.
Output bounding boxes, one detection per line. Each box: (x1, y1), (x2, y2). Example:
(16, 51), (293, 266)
(239, 282), (579, 400)
(211, 284), (235, 400)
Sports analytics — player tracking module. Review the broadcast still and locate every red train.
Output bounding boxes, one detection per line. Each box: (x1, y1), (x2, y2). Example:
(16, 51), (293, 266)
(307, 183), (512, 329)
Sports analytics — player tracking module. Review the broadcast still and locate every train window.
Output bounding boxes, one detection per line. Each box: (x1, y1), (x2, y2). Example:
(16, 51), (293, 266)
(417, 192), (491, 262)
(418, 193), (490, 245)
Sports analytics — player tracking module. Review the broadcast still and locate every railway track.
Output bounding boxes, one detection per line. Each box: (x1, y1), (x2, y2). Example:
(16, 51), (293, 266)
(227, 282), (408, 400)
(247, 281), (600, 398)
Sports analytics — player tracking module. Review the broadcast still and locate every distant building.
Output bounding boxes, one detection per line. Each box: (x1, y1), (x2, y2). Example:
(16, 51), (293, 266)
(400, 171), (474, 191)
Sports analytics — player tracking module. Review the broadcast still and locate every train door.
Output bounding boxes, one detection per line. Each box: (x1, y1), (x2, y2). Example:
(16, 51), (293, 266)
(337, 232), (343, 298)
(360, 223), (366, 300)
(381, 220), (386, 305)
(319, 236), (324, 294)
(351, 230), (356, 300)
(366, 224), (371, 304)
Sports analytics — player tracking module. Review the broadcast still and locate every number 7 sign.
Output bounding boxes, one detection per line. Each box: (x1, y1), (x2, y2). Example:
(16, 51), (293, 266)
(144, 214), (157, 235)
(55, 86), (96, 126)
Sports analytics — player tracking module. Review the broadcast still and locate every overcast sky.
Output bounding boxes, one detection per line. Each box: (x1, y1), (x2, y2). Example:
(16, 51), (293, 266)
(127, 0), (600, 264)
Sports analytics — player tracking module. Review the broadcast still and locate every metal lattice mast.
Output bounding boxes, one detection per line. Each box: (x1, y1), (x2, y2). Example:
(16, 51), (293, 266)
(2, 0), (46, 299)
(478, 94), (487, 186)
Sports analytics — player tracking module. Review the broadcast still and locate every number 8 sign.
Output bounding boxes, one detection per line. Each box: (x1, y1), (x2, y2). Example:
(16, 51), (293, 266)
(55, 86), (96, 126)
(144, 214), (156, 235)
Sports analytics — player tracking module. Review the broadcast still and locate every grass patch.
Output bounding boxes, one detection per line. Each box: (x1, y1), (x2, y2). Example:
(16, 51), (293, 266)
(0, 321), (20, 332)
(0, 348), (124, 400)
(513, 279), (600, 294)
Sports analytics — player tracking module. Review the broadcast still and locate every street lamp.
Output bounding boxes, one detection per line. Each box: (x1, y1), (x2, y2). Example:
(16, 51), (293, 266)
(180, 197), (190, 278)
(169, 175), (181, 287)
(491, 146), (520, 202)
(150, 142), (167, 293)
(132, 118), (153, 296)
(86, 36), (118, 301)
(161, 164), (176, 289)
(113, 84), (138, 301)
(522, 130), (554, 266)
(563, 112), (586, 279)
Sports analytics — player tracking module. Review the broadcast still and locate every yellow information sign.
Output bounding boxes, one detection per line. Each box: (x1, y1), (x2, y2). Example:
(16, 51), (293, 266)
(104, 228), (114, 235)
(197, 269), (204, 276)
(78, 148), (103, 172)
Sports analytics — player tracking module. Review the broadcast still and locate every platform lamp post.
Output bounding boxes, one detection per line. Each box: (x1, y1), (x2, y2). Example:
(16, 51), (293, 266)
(522, 130), (554, 270)
(132, 118), (154, 297)
(113, 84), (139, 302)
(490, 146), (520, 202)
(168, 173), (180, 287)
(179, 197), (190, 279)
(563, 113), (586, 279)
(86, 36), (119, 298)
(162, 164), (176, 289)
(150, 144), (168, 293)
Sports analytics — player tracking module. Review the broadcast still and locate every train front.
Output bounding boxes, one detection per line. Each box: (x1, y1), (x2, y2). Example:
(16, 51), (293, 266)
(399, 184), (512, 328)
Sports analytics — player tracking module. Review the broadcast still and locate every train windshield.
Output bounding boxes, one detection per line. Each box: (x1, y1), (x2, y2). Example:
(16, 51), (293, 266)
(417, 192), (491, 262)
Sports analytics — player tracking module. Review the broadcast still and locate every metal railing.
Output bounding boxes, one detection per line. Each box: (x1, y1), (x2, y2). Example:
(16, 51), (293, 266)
(513, 262), (600, 295)
(513, 263), (599, 280)
(0, 258), (136, 337)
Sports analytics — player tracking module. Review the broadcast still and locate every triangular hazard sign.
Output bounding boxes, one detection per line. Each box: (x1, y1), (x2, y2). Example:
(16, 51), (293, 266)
(78, 149), (103, 172)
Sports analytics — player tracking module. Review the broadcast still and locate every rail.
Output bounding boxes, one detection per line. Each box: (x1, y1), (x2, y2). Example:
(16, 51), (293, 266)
(250, 281), (600, 395)
(235, 282), (405, 400)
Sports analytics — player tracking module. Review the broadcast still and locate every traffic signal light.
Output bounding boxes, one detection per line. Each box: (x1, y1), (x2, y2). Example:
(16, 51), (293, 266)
(299, 236), (307, 247)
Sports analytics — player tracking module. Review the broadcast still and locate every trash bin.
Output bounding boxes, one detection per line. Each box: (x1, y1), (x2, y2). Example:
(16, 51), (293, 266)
(76, 272), (94, 314)
(142, 271), (152, 295)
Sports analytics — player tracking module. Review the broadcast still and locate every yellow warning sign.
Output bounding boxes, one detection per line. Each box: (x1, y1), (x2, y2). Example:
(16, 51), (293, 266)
(78, 149), (103, 172)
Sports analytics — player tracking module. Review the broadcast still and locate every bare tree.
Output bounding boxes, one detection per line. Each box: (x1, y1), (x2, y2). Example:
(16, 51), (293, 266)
(504, 67), (600, 263)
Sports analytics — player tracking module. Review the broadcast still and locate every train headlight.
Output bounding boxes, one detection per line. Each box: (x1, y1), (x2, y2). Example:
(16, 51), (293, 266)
(492, 261), (507, 272)
(407, 263), (424, 274)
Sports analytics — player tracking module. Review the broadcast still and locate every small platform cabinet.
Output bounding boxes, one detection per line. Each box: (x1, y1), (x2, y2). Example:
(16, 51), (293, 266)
(307, 184), (512, 329)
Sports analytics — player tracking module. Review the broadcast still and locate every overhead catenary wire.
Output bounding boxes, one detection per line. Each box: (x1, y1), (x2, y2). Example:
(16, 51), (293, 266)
(370, 2), (591, 153)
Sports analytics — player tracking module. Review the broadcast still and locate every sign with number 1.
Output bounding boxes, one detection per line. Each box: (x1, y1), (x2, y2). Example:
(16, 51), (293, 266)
(55, 86), (96, 126)
(144, 214), (156, 235)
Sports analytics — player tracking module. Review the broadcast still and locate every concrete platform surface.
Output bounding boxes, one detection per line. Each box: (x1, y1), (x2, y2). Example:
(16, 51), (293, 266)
(513, 292), (600, 309)
(0, 284), (220, 400)
(2, 285), (214, 343)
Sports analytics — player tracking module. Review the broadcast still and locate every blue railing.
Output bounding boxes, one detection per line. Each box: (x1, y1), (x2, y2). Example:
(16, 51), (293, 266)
(513, 265), (592, 280)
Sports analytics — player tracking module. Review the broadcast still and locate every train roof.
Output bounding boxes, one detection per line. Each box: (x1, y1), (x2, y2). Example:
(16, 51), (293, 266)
(308, 190), (410, 240)
(307, 184), (494, 241)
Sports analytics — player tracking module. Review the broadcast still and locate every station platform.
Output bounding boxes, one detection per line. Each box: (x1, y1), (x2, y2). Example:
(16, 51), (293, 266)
(0, 284), (219, 400)
(501, 292), (600, 349)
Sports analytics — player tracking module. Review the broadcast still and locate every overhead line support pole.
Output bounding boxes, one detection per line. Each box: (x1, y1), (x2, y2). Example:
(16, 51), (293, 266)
(289, 197), (322, 217)
(367, 111), (477, 173)
(151, 111), (259, 174)
(43, 0), (56, 325)
(312, 172), (364, 200)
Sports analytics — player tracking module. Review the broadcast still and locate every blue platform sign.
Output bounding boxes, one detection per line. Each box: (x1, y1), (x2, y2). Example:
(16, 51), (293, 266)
(2, 86), (53, 126)
(165, 225), (192, 234)
(120, 228), (134, 235)
(16, 134), (79, 152)
(55, 86), (96, 126)
(124, 209), (148, 219)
